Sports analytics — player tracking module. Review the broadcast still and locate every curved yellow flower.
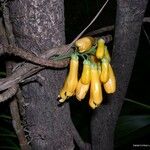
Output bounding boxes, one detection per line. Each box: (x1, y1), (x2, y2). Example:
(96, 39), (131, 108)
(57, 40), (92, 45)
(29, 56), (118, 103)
(89, 98), (97, 109)
(59, 79), (68, 102)
(100, 58), (109, 83)
(89, 64), (103, 109)
(75, 36), (95, 53)
(59, 54), (79, 102)
(96, 38), (105, 59)
(81, 60), (91, 85)
(104, 46), (111, 62)
(76, 79), (90, 101)
(104, 64), (116, 94)
(97, 62), (102, 76)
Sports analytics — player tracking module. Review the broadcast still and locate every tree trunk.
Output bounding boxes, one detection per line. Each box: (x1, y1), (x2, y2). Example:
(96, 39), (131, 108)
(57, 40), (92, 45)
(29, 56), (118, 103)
(90, 0), (148, 150)
(9, 0), (74, 149)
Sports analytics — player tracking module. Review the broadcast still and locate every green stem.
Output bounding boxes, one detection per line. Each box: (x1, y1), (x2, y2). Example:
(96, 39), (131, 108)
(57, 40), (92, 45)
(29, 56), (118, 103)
(85, 54), (90, 60)
(125, 98), (150, 109)
(51, 49), (74, 60)
(84, 46), (96, 55)
(78, 54), (86, 60)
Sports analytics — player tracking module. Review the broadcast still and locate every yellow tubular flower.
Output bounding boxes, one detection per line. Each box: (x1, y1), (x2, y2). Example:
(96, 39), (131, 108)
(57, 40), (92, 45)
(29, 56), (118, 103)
(97, 62), (101, 76)
(96, 38), (105, 59)
(100, 58), (109, 83)
(104, 46), (111, 62)
(89, 98), (97, 109)
(104, 64), (116, 94)
(75, 36), (95, 53)
(76, 79), (90, 101)
(89, 64), (103, 109)
(66, 54), (79, 96)
(81, 60), (91, 85)
(59, 79), (68, 102)
(59, 54), (79, 102)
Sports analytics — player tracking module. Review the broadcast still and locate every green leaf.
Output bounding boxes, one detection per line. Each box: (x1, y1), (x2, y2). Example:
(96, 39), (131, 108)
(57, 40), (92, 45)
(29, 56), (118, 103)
(0, 114), (12, 120)
(115, 115), (150, 139)
(0, 146), (20, 150)
(115, 125), (150, 148)
(125, 98), (150, 110)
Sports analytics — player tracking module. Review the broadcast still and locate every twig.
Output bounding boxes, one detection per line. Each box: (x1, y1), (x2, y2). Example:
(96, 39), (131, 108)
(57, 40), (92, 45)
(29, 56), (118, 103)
(0, 44), (70, 67)
(16, 88), (27, 117)
(85, 17), (150, 36)
(10, 95), (31, 150)
(86, 25), (114, 36)
(99, 34), (113, 43)
(0, 85), (18, 102)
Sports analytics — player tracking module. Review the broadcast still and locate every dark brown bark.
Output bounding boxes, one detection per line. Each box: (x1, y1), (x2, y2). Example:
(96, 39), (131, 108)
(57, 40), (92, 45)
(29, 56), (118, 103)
(90, 0), (148, 150)
(9, 0), (74, 149)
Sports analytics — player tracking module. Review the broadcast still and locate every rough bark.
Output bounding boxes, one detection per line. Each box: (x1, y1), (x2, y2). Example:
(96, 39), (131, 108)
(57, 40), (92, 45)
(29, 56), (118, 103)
(90, 0), (148, 150)
(9, 0), (74, 149)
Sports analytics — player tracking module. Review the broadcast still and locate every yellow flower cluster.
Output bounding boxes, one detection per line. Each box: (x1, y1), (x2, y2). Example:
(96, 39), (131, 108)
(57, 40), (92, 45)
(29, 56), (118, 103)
(58, 37), (116, 109)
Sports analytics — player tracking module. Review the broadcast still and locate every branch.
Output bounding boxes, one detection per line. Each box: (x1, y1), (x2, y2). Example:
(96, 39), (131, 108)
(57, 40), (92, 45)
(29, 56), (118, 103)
(9, 95), (31, 150)
(86, 17), (150, 36)
(100, 34), (113, 43)
(0, 44), (71, 67)
(0, 85), (18, 102)
(87, 25), (114, 36)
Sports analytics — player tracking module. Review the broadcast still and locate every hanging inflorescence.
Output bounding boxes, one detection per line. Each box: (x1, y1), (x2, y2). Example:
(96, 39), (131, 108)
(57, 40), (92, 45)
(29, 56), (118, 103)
(58, 36), (116, 109)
